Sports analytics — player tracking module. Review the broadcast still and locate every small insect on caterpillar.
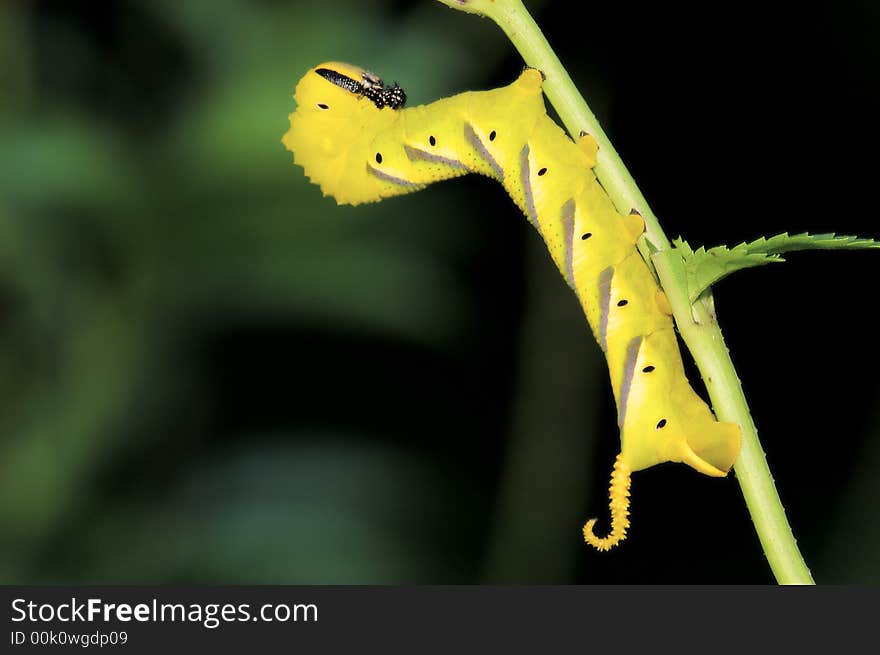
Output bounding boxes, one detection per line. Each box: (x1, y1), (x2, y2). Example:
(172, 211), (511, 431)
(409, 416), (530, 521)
(282, 62), (742, 550)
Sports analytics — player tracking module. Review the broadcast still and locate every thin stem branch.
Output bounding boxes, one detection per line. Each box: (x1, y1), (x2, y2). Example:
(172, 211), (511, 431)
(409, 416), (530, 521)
(437, 0), (814, 584)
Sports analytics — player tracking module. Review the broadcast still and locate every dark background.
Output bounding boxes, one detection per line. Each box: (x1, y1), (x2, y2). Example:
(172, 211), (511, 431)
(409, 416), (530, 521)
(1, 0), (877, 584)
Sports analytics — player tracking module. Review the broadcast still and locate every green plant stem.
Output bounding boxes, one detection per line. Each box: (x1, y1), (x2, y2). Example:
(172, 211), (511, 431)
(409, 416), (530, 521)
(653, 254), (812, 584)
(437, 0), (814, 584)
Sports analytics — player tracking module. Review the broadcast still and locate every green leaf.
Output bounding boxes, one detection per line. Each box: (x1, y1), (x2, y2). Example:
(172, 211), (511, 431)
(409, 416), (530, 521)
(676, 232), (880, 301)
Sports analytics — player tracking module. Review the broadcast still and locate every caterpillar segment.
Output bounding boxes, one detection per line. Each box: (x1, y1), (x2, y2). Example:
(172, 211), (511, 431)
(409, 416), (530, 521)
(283, 63), (743, 550)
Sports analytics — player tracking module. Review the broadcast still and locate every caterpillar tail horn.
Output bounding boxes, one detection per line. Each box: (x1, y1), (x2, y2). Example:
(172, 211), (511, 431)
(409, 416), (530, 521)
(583, 454), (632, 551)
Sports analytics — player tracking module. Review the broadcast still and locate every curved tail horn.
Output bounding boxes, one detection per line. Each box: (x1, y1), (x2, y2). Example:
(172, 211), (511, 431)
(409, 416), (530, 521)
(583, 454), (632, 551)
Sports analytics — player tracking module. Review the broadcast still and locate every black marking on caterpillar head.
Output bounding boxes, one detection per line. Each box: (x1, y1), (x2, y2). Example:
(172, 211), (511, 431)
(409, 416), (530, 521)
(317, 103), (329, 110)
(315, 67), (406, 110)
(656, 419), (667, 429)
(581, 232), (593, 240)
(363, 82), (407, 110)
(642, 365), (655, 373)
(315, 68), (365, 95)
(617, 299), (629, 307)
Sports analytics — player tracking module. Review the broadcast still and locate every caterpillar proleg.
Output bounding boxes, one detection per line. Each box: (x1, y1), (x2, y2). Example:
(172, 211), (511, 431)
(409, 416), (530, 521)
(282, 62), (742, 549)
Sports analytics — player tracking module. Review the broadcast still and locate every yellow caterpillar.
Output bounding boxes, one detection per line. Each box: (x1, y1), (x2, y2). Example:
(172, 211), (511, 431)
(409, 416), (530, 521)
(282, 62), (742, 550)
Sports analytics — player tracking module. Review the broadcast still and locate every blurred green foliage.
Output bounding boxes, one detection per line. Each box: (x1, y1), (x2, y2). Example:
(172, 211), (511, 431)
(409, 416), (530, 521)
(0, 0), (521, 583)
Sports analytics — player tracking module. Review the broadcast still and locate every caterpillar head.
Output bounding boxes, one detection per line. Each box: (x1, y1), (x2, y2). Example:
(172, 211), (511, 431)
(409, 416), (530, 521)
(282, 62), (408, 205)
